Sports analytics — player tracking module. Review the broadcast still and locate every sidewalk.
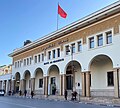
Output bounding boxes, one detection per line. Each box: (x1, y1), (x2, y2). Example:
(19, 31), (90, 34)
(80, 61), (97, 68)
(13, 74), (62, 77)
(8, 94), (120, 107)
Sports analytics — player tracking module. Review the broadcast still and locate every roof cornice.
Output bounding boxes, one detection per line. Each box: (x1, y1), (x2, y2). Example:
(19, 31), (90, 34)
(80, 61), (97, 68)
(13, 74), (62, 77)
(9, 1), (120, 57)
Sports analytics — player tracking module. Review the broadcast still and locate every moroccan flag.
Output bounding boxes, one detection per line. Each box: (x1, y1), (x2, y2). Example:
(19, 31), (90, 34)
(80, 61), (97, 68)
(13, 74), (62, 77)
(58, 4), (67, 18)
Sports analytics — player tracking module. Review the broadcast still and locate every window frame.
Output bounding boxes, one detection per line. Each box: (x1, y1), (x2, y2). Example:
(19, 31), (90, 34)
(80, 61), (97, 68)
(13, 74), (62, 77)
(71, 43), (75, 54)
(57, 48), (60, 57)
(34, 55), (37, 63)
(89, 37), (94, 48)
(97, 34), (103, 46)
(65, 45), (70, 55)
(78, 41), (82, 52)
(52, 50), (56, 59)
(106, 31), (112, 44)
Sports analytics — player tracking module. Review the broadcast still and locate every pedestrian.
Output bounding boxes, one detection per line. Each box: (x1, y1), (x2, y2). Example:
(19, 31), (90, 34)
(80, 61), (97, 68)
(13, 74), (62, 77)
(64, 89), (68, 100)
(31, 91), (34, 99)
(12, 90), (15, 95)
(24, 90), (27, 97)
(19, 90), (22, 96)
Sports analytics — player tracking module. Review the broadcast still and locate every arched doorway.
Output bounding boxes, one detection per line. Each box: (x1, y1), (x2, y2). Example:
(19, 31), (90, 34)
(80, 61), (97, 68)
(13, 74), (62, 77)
(34, 68), (44, 95)
(89, 55), (113, 97)
(65, 61), (82, 92)
(15, 72), (20, 93)
(24, 70), (31, 93)
(48, 65), (60, 95)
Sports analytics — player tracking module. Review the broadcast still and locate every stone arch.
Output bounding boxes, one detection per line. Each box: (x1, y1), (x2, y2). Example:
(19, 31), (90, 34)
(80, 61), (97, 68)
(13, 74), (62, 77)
(65, 60), (82, 74)
(88, 54), (114, 97)
(14, 72), (21, 93)
(88, 54), (113, 70)
(47, 65), (60, 95)
(34, 68), (43, 78)
(34, 68), (44, 95)
(65, 60), (82, 94)
(15, 72), (21, 81)
(23, 70), (31, 93)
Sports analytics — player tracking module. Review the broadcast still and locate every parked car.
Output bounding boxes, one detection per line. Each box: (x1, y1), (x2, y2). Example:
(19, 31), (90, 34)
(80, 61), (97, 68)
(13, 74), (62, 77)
(0, 90), (5, 96)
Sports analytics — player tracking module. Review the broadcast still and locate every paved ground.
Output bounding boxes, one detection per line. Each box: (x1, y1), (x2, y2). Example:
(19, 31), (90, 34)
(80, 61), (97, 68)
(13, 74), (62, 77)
(0, 96), (120, 108)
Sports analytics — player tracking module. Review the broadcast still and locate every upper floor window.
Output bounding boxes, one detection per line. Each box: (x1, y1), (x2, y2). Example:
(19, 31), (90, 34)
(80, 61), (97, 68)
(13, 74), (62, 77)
(57, 48), (60, 57)
(38, 54), (40, 62)
(18, 61), (19, 67)
(42, 53), (44, 61)
(97, 34), (103, 46)
(15, 62), (17, 68)
(20, 60), (22, 67)
(48, 51), (51, 60)
(106, 31), (112, 44)
(30, 57), (32, 65)
(65, 45), (70, 55)
(24, 59), (26, 66)
(89, 37), (94, 48)
(71, 43), (75, 53)
(53, 50), (55, 59)
(78, 41), (82, 52)
(35, 56), (37, 63)
(27, 58), (29, 65)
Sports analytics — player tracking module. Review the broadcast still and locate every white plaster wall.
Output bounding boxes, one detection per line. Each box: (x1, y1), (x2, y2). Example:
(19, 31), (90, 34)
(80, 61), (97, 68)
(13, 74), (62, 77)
(75, 72), (82, 89)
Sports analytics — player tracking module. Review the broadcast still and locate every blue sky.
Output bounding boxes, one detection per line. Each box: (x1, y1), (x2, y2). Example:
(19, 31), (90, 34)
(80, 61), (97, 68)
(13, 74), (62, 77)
(0, 0), (118, 66)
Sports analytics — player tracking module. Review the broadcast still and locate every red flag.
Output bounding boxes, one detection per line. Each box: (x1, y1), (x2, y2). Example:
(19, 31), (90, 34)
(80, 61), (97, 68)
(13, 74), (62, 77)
(58, 4), (67, 18)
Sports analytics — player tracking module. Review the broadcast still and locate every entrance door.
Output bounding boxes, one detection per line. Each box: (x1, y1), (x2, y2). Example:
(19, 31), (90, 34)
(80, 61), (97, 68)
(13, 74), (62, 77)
(66, 75), (73, 90)
(50, 77), (56, 95)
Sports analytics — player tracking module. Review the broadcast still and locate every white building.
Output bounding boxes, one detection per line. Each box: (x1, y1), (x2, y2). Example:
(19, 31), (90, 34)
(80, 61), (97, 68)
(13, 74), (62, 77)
(9, 1), (120, 98)
(0, 65), (12, 94)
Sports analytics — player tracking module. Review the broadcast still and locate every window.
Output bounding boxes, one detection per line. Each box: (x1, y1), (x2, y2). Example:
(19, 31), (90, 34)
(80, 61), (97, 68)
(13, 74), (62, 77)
(18, 61), (19, 67)
(89, 37), (94, 48)
(20, 60), (22, 67)
(24, 59), (26, 66)
(107, 72), (114, 86)
(42, 53), (44, 61)
(27, 58), (29, 65)
(15, 62), (17, 68)
(106, 31), (112, 44)
(52, 50), (55, 58)
(97, 34), (103, 46)
(35, 56), (37, 63)
(57, 48), (60, 57)
(48, 51), (51, 60)
(71, 43), (75, 53)
(65, 45), (70, 55)
(38, 54), (40, 62)
(39, 79), (43, 88)
(30, 57), (32, 65)
(78, 41), (82, 52)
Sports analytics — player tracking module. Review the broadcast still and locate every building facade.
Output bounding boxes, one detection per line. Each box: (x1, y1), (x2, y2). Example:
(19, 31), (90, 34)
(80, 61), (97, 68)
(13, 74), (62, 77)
(0, 65), (12, 94)
(9, 1), (120, 98)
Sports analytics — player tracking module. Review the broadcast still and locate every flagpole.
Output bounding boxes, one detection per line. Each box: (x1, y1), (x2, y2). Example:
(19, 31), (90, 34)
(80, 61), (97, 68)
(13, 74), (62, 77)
(57, 2), (59, 30)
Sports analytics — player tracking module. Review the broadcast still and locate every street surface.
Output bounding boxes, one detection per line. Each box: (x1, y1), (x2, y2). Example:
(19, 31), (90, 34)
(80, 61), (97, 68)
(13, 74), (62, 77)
(0, 96), (119, 108)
